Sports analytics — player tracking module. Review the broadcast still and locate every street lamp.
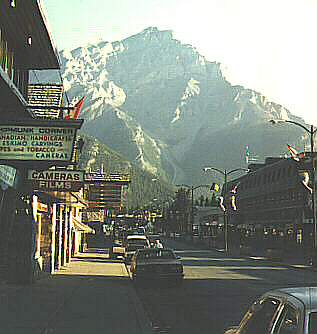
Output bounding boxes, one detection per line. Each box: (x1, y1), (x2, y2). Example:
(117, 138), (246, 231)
(176, 184), (210, 236)
(203, 167), (249, 252)
(270, 119), (317, 265)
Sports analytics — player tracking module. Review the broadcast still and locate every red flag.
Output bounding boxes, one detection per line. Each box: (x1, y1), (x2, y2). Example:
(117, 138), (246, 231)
(287, 144), (305, 161)
(65, 97), (85, 119)
(246, 146), (249, 164)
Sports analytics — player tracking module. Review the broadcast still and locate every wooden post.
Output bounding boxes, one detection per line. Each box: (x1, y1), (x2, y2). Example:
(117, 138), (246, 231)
(67, 208), (72, 263)
(63, 206), (68, 265)
(50, 204), (57, 274)
(58, 205), (63, 269)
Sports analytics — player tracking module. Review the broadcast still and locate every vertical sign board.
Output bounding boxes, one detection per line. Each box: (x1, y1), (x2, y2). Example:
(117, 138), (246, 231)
(88, 184), (123, 208)
(0, 119), (83, 166)
(0, 164), (17, 188)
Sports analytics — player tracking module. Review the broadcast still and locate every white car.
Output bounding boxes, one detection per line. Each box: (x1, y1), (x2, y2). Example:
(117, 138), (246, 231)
(124, 235), (150, 263)
(225, 286), (317, 334)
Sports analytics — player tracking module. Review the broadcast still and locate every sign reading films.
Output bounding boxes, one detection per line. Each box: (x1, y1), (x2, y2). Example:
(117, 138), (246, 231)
(0, 119), (83, 165)
(28, 170), (84, 192)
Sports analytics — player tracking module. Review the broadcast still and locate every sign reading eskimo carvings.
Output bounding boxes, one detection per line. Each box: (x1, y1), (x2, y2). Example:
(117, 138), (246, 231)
(0, 119), (83, 165)
(28, 170), (84, 192)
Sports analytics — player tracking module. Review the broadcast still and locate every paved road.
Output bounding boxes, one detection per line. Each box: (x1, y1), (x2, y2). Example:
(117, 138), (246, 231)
(0, 248), (152, 334)
(131, 237), (317, 334)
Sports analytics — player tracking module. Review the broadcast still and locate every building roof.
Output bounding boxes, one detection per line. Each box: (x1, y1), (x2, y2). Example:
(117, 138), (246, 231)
(27, 83), (64, 118)
(85, 173), (131, 184)
(0, 0), (60, 70)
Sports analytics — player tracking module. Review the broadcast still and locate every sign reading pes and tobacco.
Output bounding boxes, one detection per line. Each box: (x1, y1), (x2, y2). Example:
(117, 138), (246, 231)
(28, 170), (84, 192)
(0, 119), (83, 165)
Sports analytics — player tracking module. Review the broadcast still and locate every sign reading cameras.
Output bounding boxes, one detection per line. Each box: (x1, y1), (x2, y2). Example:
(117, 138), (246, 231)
(28, 170), (84, 192)
(0, 119), (83, 165)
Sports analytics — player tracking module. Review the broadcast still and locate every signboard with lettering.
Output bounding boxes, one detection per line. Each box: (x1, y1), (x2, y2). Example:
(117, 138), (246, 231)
(0, 165), (17, 188)
(0, 119), (83, 165)
(28, 170), (84, 192)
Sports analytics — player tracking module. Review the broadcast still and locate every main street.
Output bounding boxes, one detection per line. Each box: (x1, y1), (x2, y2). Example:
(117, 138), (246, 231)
(2, 236), (317, 334)
(131, 237), (317, 334)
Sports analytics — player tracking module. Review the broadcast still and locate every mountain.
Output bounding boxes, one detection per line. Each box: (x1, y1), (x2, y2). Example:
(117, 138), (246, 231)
(33, 27), (308, 186)
(77, 132), (175, 208)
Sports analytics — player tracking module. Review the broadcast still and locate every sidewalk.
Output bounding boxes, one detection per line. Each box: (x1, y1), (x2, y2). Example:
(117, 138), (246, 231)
(0, 248), (153, 334)
(171, 235), (316, 272)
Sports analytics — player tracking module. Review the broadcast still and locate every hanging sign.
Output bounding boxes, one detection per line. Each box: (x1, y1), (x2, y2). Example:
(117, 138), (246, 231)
(0, 164), (17, 188)
(28, 170), (84, 192)
(0, 119), (83, 165)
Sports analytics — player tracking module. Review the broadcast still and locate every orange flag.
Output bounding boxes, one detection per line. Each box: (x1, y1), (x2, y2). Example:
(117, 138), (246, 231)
(65, 97), (85, 119)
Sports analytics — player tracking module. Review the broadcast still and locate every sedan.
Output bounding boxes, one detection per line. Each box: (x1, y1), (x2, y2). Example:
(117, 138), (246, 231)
(225, 286), (317, 334)
(130, 248), (184, 286)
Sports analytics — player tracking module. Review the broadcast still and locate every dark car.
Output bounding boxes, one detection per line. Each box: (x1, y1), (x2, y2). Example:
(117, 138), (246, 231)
(130, 248), (184, 286)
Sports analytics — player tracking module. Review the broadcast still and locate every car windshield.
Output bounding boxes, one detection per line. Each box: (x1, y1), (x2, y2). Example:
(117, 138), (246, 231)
(137, 249), (176, 260)
(309, 312), (317, 334)
(127, 239), (148, 246)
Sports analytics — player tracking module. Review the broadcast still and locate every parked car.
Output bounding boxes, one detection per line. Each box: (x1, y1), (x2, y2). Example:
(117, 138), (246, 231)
(124, 235), (150, 263)
(224, 286), (317, 334)
(130, 248), (184, 286)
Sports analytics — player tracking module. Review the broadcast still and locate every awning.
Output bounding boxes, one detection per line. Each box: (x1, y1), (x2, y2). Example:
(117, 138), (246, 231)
(72, 217), (95, 234)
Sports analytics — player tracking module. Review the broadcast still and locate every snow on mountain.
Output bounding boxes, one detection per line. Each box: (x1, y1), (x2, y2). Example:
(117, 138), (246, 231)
(34, 27), (307, 185)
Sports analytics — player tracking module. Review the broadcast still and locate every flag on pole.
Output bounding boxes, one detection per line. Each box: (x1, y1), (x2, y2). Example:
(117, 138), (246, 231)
(231, 195), (237, 211)
(287, 144), (305, 161)
(246, 146), (249, 164)
(230, 183), (239, 211)
(210, 183), (219, 192)
(298, 171), (312, 193)
(218, 196), (226, 212)
(65, 97), (85, 119)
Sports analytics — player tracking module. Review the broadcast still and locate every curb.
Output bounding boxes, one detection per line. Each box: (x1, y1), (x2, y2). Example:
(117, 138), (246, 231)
(166, 237), (317, 273)
(123, 263), (154, 334)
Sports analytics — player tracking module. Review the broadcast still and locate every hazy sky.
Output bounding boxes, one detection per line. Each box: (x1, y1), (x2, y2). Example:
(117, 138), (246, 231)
(42, 0), (317, 126)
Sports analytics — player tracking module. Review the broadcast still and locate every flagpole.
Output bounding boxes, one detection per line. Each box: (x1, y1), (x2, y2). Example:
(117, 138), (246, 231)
(203, 167), (249, 253)
(310, 125), (317, 264)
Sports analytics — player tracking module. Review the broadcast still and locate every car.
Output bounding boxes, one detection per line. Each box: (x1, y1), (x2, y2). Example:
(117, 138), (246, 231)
(124, 235), (150, 263)
(130, 248), (184, 286)
(224, 286), (317, 334)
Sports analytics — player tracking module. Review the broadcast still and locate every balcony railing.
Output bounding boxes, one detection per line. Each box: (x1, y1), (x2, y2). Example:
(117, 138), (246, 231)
(0, 28), (28, 100)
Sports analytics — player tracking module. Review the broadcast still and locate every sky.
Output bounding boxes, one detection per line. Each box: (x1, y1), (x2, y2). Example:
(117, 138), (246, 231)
(42, 0), (317, 126)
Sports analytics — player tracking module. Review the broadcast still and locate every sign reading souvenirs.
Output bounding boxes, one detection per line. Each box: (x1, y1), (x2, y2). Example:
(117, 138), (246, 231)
(28, 170), (84, 192)
(0, 119), (83, 165)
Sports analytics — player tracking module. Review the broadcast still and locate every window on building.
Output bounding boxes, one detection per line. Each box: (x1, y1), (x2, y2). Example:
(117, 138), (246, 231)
(272, 171), (276, 182)
(288, 166), (292, 177)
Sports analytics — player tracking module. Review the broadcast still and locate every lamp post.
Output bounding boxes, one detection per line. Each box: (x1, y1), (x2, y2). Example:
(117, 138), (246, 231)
(176, 184), (209, 236)
(203, 167), (249, 252)
(270, 119), (317, 265)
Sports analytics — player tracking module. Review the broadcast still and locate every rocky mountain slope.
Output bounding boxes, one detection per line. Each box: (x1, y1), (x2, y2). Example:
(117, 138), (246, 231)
(77, 132), (175, 208)
(34, 27), (308, 186)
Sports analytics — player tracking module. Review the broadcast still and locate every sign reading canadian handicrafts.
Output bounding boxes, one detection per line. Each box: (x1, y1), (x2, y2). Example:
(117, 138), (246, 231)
(28, 170), (84, 192)
(0, 119), (83, 165)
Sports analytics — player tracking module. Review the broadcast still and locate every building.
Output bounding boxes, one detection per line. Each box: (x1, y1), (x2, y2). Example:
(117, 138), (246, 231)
(0, 2), (89, 284)
(83, 172), (131, 235)
(224, 155), (316, 253)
